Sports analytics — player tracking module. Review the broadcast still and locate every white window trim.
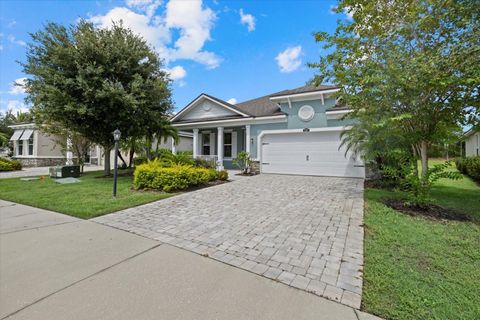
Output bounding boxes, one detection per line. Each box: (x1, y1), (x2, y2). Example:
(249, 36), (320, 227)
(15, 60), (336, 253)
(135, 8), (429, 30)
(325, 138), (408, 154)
(223, 131), (233, 159)
(27, 136), (34, 156)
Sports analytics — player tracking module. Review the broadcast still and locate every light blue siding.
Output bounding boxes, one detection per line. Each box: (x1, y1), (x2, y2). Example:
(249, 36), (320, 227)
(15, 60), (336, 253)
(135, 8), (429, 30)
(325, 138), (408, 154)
(279, 98), (335, 129)
(249, 122), (288, 158)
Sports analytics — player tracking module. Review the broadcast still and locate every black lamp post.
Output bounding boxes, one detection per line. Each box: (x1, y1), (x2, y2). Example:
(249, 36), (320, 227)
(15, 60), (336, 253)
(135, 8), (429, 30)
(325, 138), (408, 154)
(112, 129), (121, 197)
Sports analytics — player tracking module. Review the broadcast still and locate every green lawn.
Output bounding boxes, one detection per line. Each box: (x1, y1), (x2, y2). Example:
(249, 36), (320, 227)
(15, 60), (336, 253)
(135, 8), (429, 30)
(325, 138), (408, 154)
(363, 160), (480, 319)
(0, 171), (173, 219)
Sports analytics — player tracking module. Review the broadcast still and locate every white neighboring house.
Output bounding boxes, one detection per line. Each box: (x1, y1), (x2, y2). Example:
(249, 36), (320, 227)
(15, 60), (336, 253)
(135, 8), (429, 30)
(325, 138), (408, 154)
(8, 123), (193, 167)
(9, 123), (66, 167)
(462, 128), (479, 157)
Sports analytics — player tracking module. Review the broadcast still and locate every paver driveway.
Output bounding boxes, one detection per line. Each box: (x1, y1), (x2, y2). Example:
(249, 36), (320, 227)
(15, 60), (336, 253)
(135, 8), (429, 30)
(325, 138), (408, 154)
(93, 174), (364, 308)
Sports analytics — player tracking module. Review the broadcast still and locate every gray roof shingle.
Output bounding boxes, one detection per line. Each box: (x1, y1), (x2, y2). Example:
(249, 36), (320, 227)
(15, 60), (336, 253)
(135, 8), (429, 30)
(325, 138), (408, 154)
(268, 84), (339, 97)
(174, 85), (341, 122)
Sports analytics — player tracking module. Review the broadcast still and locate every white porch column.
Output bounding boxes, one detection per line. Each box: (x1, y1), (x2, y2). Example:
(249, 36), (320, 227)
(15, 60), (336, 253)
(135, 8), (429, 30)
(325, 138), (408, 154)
(193, 129), (199, 158)
(66, 137), (73, 165)
(217, 127), (224, 170)
(245, 124), (251, 154)
(171, 138), (177, 155)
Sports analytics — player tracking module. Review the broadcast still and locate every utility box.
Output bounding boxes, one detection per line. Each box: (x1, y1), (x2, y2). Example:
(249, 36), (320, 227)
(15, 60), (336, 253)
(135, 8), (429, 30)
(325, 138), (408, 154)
(49, 165), (81, 178)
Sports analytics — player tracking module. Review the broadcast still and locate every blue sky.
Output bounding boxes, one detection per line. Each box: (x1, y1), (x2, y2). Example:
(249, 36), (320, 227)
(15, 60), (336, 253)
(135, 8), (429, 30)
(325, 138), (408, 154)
(0, 0), (349, 114)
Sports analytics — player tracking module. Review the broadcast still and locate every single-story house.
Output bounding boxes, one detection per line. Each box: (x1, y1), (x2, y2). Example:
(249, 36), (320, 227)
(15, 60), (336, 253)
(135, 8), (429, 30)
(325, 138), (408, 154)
(8, 123), (193, 167)
(461, 127), (479, 157)
(171, 85), (365, 178)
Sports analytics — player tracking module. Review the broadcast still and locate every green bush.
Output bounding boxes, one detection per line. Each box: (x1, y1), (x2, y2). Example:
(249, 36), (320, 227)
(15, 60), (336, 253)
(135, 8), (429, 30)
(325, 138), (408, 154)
(456, 156), (480, 181)
(133, 156), (148, 166)
(133, 161), (219, 192)
(193, 158), (216, 169)
(148, 149), (195, 167)
(217, 170), (229, 181)
(0, 157), (22, 171)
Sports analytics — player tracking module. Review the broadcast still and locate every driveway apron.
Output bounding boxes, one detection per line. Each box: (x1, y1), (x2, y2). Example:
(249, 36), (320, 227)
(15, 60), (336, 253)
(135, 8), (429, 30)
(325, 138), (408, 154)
(93, 174), (364, 308)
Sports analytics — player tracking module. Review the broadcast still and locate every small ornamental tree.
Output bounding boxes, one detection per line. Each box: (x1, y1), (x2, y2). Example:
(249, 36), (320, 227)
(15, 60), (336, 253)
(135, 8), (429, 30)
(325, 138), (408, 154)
(310, 0), (479, 203)
(23, 21), (173, 175)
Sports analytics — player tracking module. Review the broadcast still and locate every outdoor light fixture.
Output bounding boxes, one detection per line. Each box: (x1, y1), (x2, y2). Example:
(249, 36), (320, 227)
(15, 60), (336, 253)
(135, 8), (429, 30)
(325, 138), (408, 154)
(112, 129), (121, 197)
(250, 138), (254, 144)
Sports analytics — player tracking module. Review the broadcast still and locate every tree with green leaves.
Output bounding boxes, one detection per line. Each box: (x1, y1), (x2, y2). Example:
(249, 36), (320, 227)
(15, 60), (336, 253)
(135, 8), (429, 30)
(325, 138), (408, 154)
(23, 20), (173, 175)
(310, 0), (479, 203)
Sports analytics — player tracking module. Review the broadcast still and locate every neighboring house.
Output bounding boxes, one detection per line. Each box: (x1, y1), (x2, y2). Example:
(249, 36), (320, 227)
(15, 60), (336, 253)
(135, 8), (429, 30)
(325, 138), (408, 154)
(9, 123), (66, 167)
(461, 127), (479, 156)
(171, 85), (365, 178)
(8, 123), (193, 167)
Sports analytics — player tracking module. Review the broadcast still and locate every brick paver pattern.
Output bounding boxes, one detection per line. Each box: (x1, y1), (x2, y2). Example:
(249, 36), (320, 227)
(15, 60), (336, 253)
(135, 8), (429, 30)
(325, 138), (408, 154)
(93, 174), (364, 308)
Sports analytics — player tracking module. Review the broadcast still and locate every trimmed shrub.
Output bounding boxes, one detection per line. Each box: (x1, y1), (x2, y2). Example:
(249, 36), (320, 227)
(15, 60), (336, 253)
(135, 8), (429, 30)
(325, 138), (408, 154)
(0, 157), (22, 172)
(133, 161), (219, 192)
(455, 156), (480, 181)
(217, 170), (229, 181)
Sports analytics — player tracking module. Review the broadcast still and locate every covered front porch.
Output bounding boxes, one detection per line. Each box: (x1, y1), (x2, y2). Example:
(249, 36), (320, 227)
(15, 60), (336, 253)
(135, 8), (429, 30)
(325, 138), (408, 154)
(173, 125), (252, 170)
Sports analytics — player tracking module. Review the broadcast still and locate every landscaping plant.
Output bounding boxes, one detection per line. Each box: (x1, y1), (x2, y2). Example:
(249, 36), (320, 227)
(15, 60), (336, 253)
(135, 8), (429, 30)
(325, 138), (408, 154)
(23, 21), (173, 176)
(455, 156), (480, 181)
(0, 157), (22, 171)
(133, 161), (220, 192)
(233, 151), (252, 174)
(312, 0), (479, 205)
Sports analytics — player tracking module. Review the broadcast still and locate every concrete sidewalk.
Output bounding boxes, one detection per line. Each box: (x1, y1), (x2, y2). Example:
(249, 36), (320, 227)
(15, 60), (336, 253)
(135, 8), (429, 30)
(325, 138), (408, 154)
(0, 165), (103, 179)
(0, 200), (380, 320)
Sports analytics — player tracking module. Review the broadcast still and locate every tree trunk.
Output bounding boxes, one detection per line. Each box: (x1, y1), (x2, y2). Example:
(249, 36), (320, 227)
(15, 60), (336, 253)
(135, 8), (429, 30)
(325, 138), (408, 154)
(128, 147), (135, 168)
(145, 136), (152, 160)
(420, 140), (428, 178)
(103, 147), (111, 176)
(117, 150), (127, 168)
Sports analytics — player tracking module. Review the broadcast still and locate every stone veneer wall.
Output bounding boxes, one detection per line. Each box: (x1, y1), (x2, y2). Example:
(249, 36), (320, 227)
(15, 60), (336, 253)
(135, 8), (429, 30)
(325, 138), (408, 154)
(14, 157), (65, 167)
(250, 160), (260, 174)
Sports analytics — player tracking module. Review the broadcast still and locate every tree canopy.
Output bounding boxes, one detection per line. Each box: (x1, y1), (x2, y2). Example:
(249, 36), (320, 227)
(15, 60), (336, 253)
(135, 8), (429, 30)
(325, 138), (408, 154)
(310, 0), (479, 203)
(22, 20), (173, 173)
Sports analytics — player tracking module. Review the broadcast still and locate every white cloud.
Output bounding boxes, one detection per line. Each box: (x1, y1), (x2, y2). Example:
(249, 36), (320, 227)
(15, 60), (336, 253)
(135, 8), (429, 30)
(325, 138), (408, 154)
(227, 98), (237, 104)
(3, 100), (29, 114)
(89, 0), (220, 69)
(9, 77), (27, 95)
(89, 7), (170, 51)
(275, 46), (302, 73)
(165, 0), (220, 68)
(163, 65), (186, 81)
(329, 5), (353, 20)
(125, 0), (162, 18)
(7, 35), (26, 47)
(239, 9), (255, 32)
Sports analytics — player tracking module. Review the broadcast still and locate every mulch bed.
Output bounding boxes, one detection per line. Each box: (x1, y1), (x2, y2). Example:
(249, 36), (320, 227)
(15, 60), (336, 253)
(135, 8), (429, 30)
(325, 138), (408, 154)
(235, 172), (257, 176)
(384, 198), (473, 222)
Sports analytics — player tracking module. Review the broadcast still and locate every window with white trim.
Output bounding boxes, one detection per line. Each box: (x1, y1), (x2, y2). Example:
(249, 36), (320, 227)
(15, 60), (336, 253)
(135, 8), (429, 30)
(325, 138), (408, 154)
(28, 136), (34, 155)
(202, 133), (210, 155)
(18, 140), (23, 156)
(224, 132), (232, 158)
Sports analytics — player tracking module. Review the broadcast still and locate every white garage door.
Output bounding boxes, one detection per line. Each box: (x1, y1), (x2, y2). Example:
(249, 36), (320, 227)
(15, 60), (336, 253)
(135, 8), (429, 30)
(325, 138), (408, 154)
(261, 131), (365, 178)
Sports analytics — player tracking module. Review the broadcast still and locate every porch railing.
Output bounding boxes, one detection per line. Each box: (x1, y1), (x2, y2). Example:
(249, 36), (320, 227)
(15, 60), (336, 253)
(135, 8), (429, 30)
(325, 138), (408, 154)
(195, 155), (218, 168)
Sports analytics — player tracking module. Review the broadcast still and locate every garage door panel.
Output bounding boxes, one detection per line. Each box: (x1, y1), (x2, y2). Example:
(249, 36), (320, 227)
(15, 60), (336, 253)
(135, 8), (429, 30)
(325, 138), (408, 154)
(261, 131), (364, 178)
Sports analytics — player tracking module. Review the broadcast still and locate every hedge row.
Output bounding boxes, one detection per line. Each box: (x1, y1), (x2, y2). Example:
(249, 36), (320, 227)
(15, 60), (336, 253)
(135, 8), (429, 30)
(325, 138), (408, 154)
(133, 161), (228, 192)
(0, 157), (22, 172)
(455, 156), (480, 181)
